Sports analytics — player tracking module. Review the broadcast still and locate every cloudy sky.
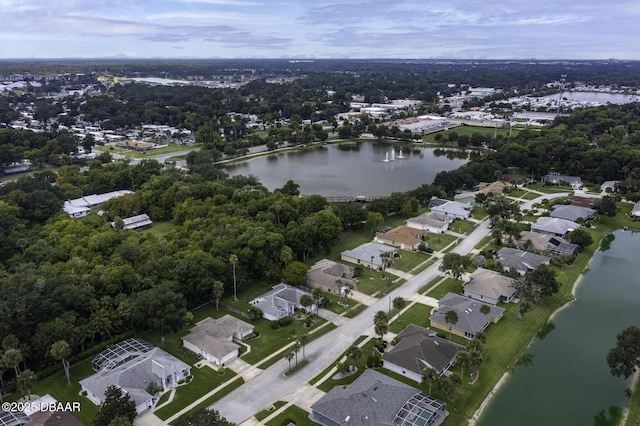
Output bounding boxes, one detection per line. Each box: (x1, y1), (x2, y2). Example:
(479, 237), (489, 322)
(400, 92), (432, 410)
(1, 0), (638, 60)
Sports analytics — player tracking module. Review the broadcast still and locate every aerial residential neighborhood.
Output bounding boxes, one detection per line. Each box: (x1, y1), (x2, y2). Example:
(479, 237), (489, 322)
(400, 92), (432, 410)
(1, 54), (640, 426)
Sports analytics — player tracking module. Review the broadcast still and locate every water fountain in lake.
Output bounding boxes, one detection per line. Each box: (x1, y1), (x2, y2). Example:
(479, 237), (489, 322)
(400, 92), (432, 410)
(397, 148), (404, 159)
(390, 149), (395, 161)
(382, 152), (390, 162)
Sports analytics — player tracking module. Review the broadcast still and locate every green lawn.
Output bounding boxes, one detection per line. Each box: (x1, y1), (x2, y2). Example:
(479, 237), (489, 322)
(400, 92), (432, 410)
(95, 142), (199, 159)
(356, 267), (404, 296)
(317, 339), (378, 392)
(393, 250), (430, 272)
(155, 366), (237, 420)
(343, 303), (368, 318)
(10, 359), (98, 425)
(242, 315), (327, 365)
(418, 276), (446, 294)
(264, 405), (315, 426)
(426, 277), (458, 299)
(421, 125), (518, 144)
(321, 292), (348, 314)
(255, 401), (288, 421)
(449, 219), (476, 234)
(426, 233), (458, 251)
(472, 206), (489, 219)
(169, 376), (244, 424)
(309, 335), (369, 385)
(143, 221), (175, 238)
(389, 303), (434, 333)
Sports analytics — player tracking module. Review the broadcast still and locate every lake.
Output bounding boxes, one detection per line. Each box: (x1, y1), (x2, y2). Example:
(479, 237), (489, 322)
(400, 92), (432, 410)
(224, 141), (470, 196)
(476, 230), (639, 426)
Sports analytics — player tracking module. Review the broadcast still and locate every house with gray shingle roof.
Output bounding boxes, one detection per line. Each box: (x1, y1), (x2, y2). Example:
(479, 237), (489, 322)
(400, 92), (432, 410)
(429, 199), (472, 220)
(383, 324), (465, 381)
(407, 211), (453, 234)
(80, 339), (190, 414)
(497, 247), (550, 275)
(517, 231), (579, 257)
(249, 283), (313, 321)
(341, 242), (397, 271)
(430, 293), (505, 339)
(182, 315), (253, 366)
(531, 216), (580, 237)
(543, 172), (583, 190)
(311, 369), (448, 426)
(464, 268), (516, 304)
(550, 204), (595, 222)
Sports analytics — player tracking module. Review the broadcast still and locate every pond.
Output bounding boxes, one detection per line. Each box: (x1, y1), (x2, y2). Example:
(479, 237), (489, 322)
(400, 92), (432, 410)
(224, 141), (470, 196)
(476, 230), (639, 426)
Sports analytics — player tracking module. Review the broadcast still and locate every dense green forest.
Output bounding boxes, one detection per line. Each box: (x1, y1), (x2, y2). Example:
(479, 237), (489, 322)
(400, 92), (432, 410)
(1, 101), (640, 382)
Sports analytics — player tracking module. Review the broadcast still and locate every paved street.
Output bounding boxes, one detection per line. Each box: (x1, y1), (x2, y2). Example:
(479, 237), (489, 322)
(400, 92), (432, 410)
(210, 192), (569, 424)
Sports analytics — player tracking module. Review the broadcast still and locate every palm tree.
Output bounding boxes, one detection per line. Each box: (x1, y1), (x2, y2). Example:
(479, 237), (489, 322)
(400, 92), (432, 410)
(456, 350), (472, 381)
(312, 287), (324, 311)
(298, 335), (310, 360)
(480, 304), (491, 316)
(374, 310), (388, 325)
(475, 331), (487, 344)
(50, 340), (71, 385)
(2, 348), (22, 378)
(284, 351), (294, 371)
(17, 369), (36, 400)
(299, 294), (314, 318)
(345, 346), (362, 372)
(422, 368), (438, 394)
(342, 285), (352, 307)
(444, 310), (459, 340)
(0, 367), (5, 403)
(469, 348), (484, 377)
(229, 254), (239, 302)
(212, 281), (224, 309)
(292, 342), (301, 366)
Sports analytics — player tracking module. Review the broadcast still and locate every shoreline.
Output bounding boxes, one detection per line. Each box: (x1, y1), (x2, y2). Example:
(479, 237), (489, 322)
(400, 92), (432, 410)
(467, 237), (599, 425)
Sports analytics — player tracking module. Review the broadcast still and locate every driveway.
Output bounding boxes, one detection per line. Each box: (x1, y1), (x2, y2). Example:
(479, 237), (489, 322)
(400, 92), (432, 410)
(212, 192), (570, 424)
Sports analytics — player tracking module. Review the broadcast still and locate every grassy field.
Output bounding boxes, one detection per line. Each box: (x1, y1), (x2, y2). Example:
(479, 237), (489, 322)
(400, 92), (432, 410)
(427, 233), (458, 251)
(155, 366), (237, 420)
(143, 221), (174, 238)
(421, 125), (519, 144)
(392, 250), (430, 272)
(242, 316), (327, 365)
(264, 405), (315, 426)
(6, 358), (99, 424)
(255, 401), (288, 421)
(449, 219), (476, 234)
(94, 142), (198, 159)
(354, 267), (401, 295)
(316, 339), (378, 392)
(388, 303), (433, 333)
(169, 376), (244, 424)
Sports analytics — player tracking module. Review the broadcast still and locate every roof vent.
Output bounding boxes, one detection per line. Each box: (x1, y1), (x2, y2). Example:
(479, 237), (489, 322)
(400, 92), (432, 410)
(371, 397), (378, 403)
(345, 416), (351, 422)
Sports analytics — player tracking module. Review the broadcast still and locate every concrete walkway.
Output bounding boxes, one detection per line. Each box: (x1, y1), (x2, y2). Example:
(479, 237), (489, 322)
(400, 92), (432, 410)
(385, 267), (415, 281)
(226, 358), (263, 381)
(349, 289), (377, 306)
(317, 308), (349, 326)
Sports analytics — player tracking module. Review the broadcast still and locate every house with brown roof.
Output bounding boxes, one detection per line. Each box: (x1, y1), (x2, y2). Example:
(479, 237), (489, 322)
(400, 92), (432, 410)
(464, 268), (516, 305)
(374, 225), (425, 250)
(306, 259), (357, 294)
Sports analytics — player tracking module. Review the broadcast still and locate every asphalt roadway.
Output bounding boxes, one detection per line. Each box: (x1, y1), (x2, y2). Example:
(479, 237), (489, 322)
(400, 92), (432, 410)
(212, 192), (569, 424)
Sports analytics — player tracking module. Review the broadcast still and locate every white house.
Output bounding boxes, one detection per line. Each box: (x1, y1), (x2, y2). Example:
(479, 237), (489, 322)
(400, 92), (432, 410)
(250, 283), (314, 321)
(407, 211), (453, 234)
(63, 190), (134, 218)
(429, 199), (472, 220)
(182, 315), (253, 366)
(80, 338), (190, 414)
